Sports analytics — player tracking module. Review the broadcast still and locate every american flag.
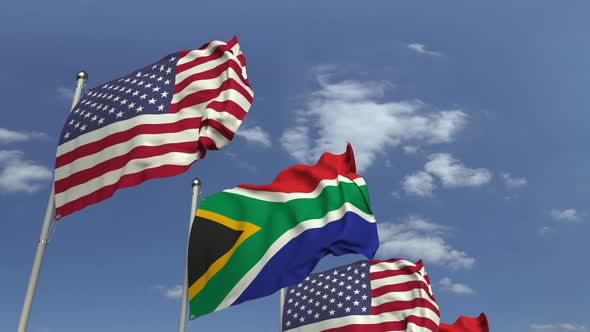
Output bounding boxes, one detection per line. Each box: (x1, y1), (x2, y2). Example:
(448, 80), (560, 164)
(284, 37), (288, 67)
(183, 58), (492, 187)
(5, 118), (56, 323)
(54, 37), (253, 220)
(281, 259), (440, 332)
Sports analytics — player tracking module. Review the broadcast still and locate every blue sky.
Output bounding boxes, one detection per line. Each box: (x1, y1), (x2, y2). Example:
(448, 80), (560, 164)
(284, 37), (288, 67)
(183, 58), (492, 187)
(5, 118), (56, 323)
(1, 1), (589, 331)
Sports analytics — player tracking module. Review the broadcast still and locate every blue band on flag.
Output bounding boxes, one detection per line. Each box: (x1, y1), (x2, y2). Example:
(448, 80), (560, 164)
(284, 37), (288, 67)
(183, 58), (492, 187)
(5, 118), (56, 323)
(233, 212), (378, 306)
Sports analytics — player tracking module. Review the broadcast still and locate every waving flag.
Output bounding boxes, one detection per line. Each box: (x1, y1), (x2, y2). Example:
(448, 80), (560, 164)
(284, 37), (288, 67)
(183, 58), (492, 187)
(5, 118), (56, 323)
(281, 259), (440, 332)
(188, 144), (379, 319)
(440, 313), (489, 332)
(54, 36), (253, 219)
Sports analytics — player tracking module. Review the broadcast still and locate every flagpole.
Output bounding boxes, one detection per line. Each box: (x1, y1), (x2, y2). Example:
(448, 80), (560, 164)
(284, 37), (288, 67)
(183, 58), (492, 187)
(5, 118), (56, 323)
(179, 177), (201, 332)
(279, 288), (286, 331)
(17, 71), (88, 332)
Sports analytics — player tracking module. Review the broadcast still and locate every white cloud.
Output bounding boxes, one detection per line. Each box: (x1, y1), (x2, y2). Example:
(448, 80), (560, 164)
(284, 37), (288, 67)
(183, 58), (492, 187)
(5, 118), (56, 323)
(403, 145), (419, 154)
(281, 70), (467, 171)
(224, 152), (257, 172)
(405, 217), (447, 232)
(236, 126), (272, 147)
(377, 216), (475, 269)
(539, 226), (551, 235)
(502, 172), (527, 189)
(403, 153), (492, 196)
(560, 324), (588, 331)
(281, 125), (311, 163)
(156, 284), (183, 299)
(424, 153), (492, 188)
(165, 285), (183, 299)
(532, 325), (555, 331)
(530, 323), (588, 331)
(0, 128), (48, 144)
(0, 150), (52, 193)
(439, 277), (474, 294)
(551, 209), (580, 222)
(56, 87), (75, 100)
(403, 171), (435, 197)
(407, 43), (442, 56)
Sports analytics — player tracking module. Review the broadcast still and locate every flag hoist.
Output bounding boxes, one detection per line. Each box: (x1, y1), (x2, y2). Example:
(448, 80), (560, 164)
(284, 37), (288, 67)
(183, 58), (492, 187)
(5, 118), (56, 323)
(179, 177), (202, 332)
(17, 36), (252, 331)
(17, 71), (88, 332)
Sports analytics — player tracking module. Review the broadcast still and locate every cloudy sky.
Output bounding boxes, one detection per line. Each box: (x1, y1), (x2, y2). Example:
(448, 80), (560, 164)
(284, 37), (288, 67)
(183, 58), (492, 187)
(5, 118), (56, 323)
(1, 1), (589, 331)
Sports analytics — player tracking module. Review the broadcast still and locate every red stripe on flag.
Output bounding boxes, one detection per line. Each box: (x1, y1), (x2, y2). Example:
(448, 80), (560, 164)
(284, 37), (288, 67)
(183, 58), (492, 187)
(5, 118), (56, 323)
(237, 144), (360, 193)
(175, 39), (240, 75)
(372, 298), (440, 317)
(168, 78), (253, 114)
(56, 118), (201, 168)
(370, 258), (403, 265)
(174, 60), (250, 94)
(55, 141), (200, 193)
(177, 36), (226, 57)
(200, 118), (236, 141)
(197, 136), (220, 151)
(370, 263), (425, 281)
(187, 121), (235, 151)
(55, 163), (195, 219)
(176, 47), (225, 75)
(321, 315), (439, 332)
(226, 36), (239, 50)
(371, 280), (436, 302)
(237, 54), (246, 67)
(206, 100), (248, 121)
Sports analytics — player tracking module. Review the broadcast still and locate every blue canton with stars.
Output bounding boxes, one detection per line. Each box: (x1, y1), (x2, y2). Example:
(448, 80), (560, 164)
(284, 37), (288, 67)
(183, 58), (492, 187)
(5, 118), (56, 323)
(282, 261), (371, 330)
(59, 53), (179, 145)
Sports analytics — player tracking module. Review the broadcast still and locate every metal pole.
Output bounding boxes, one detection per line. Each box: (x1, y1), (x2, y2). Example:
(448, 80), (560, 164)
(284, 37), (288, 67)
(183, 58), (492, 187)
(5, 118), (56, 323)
(17, 71), (88, 332)
(280, 288), (286, 331)
(179, 177), (201, 332)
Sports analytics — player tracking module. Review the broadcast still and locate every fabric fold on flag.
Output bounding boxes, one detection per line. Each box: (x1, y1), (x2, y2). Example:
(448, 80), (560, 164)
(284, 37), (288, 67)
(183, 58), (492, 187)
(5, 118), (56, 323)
(188, 144), (379, 319)
(281, 258), (440, 332)
(54, 36), (253, 220)
(439, 313), (489, 332)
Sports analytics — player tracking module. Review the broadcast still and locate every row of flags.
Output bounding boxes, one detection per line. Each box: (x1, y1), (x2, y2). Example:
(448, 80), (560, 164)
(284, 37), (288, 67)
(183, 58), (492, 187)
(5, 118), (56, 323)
(43, 37), (489, 331)
(186, 145), (489, 331)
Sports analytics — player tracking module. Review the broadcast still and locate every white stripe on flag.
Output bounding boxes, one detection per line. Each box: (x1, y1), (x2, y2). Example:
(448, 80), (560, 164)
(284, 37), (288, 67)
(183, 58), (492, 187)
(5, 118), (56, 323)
(55, 151), (199, 206)
(57, 108), (203, 157)
(175, 89), (252, 116)
(283, 308), (440, 332)
(55, 129), (201, 180)
(225, 176), (367, 203)
(173, 66), (253, 103)
(371, 288), (439, 312)
(196, 124), (232, 149)
(370, 272), (431, 291)
(176, 40), (227, 66)
(369, 260), (418, 274)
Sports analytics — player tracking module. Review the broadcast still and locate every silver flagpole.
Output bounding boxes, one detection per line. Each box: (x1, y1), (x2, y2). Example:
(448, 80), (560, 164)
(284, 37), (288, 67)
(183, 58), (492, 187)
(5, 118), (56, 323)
(17, 71), (88, 332)
(179, 177), (201, 332)
(280, 288), (286, 331)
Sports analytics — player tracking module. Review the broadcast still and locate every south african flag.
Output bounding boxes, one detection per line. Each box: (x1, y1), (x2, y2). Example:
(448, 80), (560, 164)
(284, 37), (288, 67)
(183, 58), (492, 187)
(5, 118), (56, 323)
(187, 144), (379, 319)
